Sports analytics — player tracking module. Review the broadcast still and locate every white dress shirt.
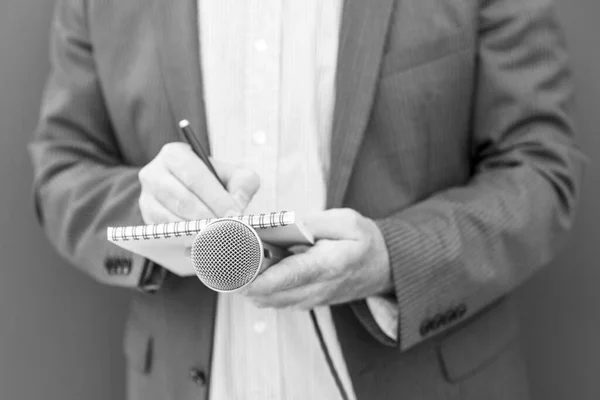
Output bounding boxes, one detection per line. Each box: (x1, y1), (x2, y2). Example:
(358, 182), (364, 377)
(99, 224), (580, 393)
(198, 1), (395, 399)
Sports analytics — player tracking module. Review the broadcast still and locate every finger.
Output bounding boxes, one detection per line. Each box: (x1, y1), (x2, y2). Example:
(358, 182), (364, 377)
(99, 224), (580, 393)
(148, 169), (215, 220)
(139, 192), (184, 224)
(159, 143), (241, 217)
(248, 284), (322, 310)
(213, 161), (261, 210)
(253, 280), (356, 309)
(302, 208), (366, 241)
(288, 244), (311, 255)
(243, 250), (325, 296)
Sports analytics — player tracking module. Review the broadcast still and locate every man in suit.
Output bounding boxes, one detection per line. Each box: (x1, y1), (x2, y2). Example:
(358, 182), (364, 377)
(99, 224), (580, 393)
(29, 0), (585, 399)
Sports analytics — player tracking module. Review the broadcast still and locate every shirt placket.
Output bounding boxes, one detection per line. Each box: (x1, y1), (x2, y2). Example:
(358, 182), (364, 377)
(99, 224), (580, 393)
(243, 1), (282, 399)
(245, 0), (280, 211)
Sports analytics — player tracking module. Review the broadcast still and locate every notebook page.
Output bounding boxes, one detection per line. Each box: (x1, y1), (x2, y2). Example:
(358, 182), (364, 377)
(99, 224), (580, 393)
(107, 212), (313, 277)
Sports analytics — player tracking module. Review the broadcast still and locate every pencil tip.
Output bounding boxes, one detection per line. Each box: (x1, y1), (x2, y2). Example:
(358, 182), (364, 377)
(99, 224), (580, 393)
(179, 119), (189, 128)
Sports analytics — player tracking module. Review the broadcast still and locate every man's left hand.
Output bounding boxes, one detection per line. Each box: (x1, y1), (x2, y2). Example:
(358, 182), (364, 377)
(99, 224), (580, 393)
(241, 208), (393, 309)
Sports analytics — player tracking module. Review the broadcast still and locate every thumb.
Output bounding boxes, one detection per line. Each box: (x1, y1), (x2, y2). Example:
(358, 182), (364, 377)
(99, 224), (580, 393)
(210, 159), (261, 212)
(224, 167), (261, 211)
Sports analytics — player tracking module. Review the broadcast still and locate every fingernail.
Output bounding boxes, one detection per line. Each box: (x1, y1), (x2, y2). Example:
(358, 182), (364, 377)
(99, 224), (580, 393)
(232, 191), (250, 210)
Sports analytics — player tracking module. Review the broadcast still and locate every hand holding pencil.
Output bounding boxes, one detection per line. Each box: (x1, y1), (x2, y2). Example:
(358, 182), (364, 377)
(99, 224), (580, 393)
(137, 120), (260, 224)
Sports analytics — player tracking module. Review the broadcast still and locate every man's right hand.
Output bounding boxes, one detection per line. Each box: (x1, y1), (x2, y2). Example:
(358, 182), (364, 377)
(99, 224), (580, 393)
(138, 142), (260, 224)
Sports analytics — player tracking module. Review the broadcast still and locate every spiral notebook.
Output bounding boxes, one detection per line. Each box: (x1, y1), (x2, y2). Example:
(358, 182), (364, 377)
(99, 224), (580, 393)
(107, 211), (314, 276)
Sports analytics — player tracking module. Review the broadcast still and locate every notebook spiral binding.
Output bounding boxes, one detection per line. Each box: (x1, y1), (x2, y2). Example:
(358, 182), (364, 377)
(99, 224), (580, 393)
(108, 211), (292, 242)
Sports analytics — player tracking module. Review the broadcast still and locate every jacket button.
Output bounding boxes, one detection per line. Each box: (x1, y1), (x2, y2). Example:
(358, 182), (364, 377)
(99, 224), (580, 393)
(438, 312), (450, 328)
(419, 320), (431, 337)
(448, 309), (459, 323)
(104, 258), (114, 273)
(189, 368), (206, 386)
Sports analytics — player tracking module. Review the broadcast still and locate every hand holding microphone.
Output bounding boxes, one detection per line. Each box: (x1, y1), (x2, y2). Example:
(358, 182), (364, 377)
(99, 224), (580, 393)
(239, 209), (394, 310)
(191, 208), (394, 310)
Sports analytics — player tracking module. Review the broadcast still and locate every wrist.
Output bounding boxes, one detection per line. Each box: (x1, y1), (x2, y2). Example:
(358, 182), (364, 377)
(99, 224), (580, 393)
(138, 260), (168, 293)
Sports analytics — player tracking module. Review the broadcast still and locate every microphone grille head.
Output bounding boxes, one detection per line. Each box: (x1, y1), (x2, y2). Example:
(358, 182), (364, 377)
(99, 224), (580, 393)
(191, 219), (263, 292)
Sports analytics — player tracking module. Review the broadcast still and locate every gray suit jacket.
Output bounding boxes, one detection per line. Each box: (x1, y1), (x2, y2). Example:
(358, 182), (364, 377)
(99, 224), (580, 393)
(29, 0), (585, 399)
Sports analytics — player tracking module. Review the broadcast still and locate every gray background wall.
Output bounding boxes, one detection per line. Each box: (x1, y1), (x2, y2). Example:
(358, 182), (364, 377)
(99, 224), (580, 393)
(0, 2), (129, 400)
(517, 1), (600, 399)
(0, 0), (597, 399)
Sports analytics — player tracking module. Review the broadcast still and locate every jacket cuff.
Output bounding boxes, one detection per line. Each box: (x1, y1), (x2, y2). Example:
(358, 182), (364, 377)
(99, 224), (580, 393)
(102, 250), (148, 288)
(375, 215), (471, 351)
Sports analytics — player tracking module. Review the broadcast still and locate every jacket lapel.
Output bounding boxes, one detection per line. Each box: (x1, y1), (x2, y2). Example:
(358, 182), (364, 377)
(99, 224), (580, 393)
(327, 0), (395, 208)
(152, 2), (217, 395)
(153, 0), (395, 203)
(152, 0), (210, 153)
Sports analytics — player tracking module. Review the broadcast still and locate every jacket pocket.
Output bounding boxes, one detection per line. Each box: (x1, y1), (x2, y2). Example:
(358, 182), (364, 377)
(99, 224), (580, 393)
(436, 298), (519, 383)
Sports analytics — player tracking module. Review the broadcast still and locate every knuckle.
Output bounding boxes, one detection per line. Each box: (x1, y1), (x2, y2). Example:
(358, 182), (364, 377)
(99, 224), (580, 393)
(250, 297), (269, 309)
(147, 211), (158, 224)
(188, 170), (216, 197)
(358, 236), (371, 252)
(343, 207), (359, 219)
(285, 271), (301, 289)
(322, 265), (341, 282)
(147, 207), (162, 223)
(342, 208), (361, 229)
(173, 192), (209, 219)
(160, 142), (178, 156)
(138, 167), (149, 184)
(229, 168), (261, 204)
(344, 207), (358, 216)
(177, 168), (192, 185)
(151, 213), (164, 224)
(159, 142), (187, 165)
(139, 161), (163, 188)
(211, 193), (236, 215)
(173, 198), (189, 217)
(144, 210), (160, 224)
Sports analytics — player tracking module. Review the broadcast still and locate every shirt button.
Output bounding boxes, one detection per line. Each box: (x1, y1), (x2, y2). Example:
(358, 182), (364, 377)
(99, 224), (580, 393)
(254, 39), (268, 52)
(252, 130), (267, 145)
(253, 321), (266, 333)
(189, 368), (207, 386)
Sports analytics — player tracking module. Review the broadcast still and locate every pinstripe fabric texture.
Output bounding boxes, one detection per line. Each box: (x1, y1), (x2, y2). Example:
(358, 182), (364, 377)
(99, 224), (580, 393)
(29, 0), (586, 399)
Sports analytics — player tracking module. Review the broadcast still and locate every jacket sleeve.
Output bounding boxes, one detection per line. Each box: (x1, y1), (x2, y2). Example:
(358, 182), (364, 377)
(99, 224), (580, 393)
(28, 0), (150, 288)
(358, 0), (587, 350)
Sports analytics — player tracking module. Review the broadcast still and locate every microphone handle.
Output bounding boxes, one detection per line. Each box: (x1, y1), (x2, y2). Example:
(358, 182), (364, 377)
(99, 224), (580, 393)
(259, 241), (291, 274)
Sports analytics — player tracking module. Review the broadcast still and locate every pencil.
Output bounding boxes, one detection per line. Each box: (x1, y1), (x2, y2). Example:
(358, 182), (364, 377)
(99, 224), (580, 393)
(178, 119), (227, 190)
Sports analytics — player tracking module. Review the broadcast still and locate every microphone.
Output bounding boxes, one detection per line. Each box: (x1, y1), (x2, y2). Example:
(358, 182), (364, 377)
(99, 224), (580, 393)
(191, 218), (290, 292)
